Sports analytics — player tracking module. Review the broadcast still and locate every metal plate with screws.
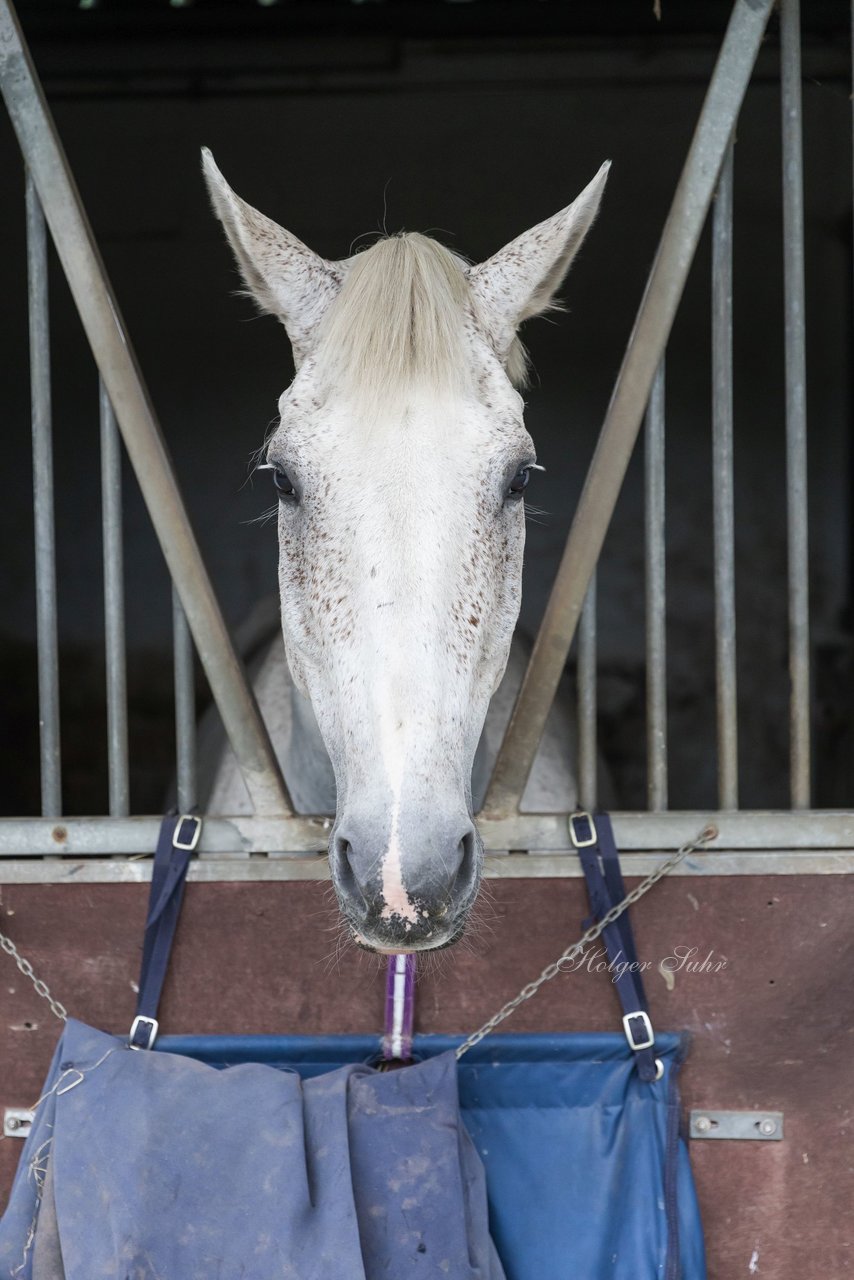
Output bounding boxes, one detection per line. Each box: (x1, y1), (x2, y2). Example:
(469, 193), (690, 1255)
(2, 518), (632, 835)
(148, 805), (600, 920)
(3, 1108), (35, 1139)
(690, 1110), (783, 1141)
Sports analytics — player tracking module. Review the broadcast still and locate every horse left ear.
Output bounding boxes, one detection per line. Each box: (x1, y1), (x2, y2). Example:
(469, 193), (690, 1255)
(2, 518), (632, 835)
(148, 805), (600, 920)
(202, 148), (342, 365)
(469, 161), (610, 375)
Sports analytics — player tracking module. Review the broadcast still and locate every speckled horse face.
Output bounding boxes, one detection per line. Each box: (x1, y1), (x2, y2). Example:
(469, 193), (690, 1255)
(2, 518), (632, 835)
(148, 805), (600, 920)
(203, 149), (609, 951)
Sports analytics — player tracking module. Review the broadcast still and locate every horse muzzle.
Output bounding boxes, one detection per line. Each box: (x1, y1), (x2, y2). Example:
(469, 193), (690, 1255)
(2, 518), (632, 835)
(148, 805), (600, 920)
(329, 816), (482, 952)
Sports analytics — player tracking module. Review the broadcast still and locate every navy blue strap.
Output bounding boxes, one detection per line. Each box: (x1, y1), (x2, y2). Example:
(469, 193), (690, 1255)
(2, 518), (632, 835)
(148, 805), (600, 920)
(571, 811), (659, 1082)
(129, 814), (201, 1050)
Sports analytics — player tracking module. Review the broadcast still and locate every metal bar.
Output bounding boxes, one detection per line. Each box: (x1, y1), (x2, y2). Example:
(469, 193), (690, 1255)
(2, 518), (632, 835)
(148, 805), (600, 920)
(26, 171), (61, 817)
(644, 359), (668, 811)
(99, 380), (129, 816)
(689, 1111), (784, 1142)
(173, 587), (197, 812)
(482, 0), (775, 818)
(0, 811), (852, 859)
(712, 140), (739, 809)
(781, 0), (811, 808)
(577, 574), (597, 810)
(0, 849), (853, 884)
(0, 1), (291, 817)
(478, 810), (854, 854)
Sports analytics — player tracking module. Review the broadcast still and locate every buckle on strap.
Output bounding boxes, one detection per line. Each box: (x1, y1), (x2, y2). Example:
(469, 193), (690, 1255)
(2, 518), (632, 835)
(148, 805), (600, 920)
(128, 1015), (159, 1051)
(623, 1010), (655, 1052)
(173, 815), (202, 852)
(569, 811), (597, 848)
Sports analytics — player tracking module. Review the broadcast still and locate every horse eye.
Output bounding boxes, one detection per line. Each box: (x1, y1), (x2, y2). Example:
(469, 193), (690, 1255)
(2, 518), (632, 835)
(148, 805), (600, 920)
(507, 466), (531, 498)
(272, 468), (297, 499)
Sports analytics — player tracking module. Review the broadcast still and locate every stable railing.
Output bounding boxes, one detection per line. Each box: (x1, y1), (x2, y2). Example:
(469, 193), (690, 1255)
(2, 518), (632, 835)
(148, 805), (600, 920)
(1, 0), (852, 883)
(1, 0), (291, 823)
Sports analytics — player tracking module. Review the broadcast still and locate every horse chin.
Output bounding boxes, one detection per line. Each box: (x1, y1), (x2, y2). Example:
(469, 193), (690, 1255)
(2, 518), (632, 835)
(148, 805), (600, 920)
(350, 920), (467, 955)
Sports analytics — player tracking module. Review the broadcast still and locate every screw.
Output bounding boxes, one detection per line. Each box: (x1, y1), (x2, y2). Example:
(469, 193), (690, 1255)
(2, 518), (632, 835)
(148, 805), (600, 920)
(758, 1118), (777, 1136)
(694, 1115), (713, 1133)
(6, 1117), (20, 1130)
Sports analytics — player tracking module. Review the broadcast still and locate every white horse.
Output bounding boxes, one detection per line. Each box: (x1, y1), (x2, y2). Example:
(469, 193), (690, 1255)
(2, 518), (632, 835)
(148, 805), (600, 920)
(202, 149), (609, 954)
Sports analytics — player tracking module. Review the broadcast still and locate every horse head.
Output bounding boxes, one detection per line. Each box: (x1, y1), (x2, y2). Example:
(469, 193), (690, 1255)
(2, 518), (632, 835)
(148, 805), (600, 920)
(203, 149), (608, 952)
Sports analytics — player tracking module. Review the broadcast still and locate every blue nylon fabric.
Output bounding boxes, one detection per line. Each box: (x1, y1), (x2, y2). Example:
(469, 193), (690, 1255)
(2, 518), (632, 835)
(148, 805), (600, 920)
(0, 1020), (502, 1280)
(1, 1027), (705, 1280)
(574, 813), (659, 1083)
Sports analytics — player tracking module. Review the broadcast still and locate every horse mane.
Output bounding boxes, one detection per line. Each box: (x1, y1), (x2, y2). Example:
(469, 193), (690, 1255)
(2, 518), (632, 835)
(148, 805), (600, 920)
(312, 232), (526, 414)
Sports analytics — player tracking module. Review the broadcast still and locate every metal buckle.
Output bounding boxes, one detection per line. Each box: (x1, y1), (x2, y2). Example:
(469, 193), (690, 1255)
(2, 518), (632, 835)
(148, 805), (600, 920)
(569, 811), (597, 848)
(172, 815), (201, 852)
(128, 1015), (159, 1051)
(623, 1010), (655, 1052)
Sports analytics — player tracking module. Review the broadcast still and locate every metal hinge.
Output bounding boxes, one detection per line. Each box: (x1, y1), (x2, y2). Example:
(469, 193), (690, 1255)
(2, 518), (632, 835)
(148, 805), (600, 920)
(689, 1109), (783, 1141)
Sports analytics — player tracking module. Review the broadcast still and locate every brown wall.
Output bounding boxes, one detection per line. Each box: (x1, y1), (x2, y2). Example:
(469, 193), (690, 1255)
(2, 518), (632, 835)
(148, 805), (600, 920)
(0, 874), (849, 1276)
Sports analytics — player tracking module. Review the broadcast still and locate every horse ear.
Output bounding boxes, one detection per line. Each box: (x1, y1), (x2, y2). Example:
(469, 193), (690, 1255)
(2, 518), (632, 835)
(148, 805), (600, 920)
(202, 148), (342, 364)
(469, 162), (610, 373)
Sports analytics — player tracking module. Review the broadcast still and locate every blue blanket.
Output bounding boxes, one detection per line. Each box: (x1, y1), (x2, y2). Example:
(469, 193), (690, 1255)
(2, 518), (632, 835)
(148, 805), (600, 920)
(0, 1022), (704, 1279)
(0, 1020), (503, 1280)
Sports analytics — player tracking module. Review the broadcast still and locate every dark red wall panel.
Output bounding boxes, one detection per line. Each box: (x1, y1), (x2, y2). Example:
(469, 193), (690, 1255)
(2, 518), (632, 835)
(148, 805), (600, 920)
(0, 875), (849, 1276)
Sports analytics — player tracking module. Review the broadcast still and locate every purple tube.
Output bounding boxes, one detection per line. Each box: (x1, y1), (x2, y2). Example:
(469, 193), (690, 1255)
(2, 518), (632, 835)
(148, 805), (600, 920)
(382, 954), (416, 1060)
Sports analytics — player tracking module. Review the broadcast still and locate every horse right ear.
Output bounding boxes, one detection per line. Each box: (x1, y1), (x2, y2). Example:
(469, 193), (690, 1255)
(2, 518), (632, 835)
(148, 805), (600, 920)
(202, 148), (342, 365)
(469, 162), (610, 382)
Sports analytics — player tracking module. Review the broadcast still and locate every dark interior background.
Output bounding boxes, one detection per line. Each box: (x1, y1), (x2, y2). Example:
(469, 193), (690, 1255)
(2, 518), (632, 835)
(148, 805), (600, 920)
(0, 0), (851, 816)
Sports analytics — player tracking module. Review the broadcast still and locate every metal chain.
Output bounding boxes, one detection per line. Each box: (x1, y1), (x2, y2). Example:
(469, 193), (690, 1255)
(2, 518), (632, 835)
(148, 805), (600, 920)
(0, 929), (67, 1023)
(0, 823), (717, 1043)
(456, 823), (718, 1059)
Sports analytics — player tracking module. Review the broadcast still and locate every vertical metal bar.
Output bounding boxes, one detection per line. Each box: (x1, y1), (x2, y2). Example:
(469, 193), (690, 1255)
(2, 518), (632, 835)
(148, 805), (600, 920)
(781, 0), (811, 808)
(644, 359), (668, 811)
(712, 141), (739, 810)
(99, 380), (129, 816)
(26, 171), (61, 817)
(577, 574), (597, 811)
(173, 586), (197, 813)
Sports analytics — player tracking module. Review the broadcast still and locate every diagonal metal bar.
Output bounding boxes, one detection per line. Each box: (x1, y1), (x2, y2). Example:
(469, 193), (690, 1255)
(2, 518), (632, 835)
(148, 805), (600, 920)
(0, 0), (291, 816)
(482, 0), (775, 818)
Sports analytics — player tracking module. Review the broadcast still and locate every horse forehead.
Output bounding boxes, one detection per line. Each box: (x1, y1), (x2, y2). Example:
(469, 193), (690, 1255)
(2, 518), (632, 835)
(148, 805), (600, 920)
(282, 394), (524, 470)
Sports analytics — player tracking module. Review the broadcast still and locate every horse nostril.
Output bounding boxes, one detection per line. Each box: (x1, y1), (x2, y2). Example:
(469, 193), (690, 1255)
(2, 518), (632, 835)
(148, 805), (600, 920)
(453, 827), (479, 896)
(331, 834), (367, 909)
